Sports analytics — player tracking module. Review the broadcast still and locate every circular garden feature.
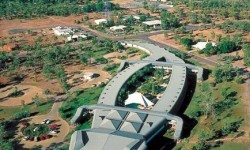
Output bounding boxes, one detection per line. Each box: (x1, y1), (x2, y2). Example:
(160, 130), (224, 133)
(23, 124), (49, 137)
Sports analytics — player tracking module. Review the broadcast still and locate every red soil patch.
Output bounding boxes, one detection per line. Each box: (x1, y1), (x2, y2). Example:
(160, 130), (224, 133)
(193, 28), (250, 43)
(0, 15), (83, 37)
(148, 34), (186, 51)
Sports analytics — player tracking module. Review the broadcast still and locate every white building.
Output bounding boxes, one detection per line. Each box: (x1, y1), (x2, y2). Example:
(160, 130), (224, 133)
(52, 26), (73, 36)
(110, 25), (127, 33)
(67, 34), (87, 42)
(142, 20), (161, 29)
(192, 42), (216, 50)
(133, 15), (140, 20)
(94, 19), (108, 25)
(121, 15), (141, 21)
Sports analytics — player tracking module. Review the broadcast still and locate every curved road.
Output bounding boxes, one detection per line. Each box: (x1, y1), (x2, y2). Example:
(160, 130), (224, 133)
(81, 25), (219, 67)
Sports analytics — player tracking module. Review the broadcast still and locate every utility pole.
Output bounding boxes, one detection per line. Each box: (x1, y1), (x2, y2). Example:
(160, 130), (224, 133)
(103, 0), (110, 20)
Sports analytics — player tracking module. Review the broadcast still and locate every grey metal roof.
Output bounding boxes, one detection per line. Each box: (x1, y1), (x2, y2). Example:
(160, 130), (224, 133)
(69, 41), (202, 150)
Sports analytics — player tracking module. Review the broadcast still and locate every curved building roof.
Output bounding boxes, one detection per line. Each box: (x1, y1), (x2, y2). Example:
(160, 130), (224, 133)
(69, 41), (203, 150)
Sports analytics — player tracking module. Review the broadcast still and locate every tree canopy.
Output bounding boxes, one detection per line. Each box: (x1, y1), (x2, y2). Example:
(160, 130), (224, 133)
(160, 11), (180, 30)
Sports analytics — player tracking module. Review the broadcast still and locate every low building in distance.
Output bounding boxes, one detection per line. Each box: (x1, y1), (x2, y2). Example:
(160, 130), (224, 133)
(95, 19), (108, 25)
(52, 26), (73, 36)
(192, 41), (216, 50)
(142, 20), (161, 29)
(67, 34), (87, 42)
(110, 25), (127, 33)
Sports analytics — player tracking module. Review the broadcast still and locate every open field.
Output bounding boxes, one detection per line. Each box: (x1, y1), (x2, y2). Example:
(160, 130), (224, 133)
(0, 100), (53, 121)
(0, 16), (83, 37)
(193, 29), (250, 43)
(179, 78), (250, 149)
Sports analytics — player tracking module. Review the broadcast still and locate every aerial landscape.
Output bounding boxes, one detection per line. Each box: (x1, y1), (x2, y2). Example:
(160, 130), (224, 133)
(0, 0), (249, 150)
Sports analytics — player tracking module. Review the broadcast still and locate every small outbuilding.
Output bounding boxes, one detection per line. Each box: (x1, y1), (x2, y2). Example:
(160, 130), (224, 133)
(110, 25), (127, 33)
(52, 26), (73, 36)
(192, 41), (216, 50)
(94, 19), (107, 25)
(142, 20), (161, 29)
(67, 34), (87, 42)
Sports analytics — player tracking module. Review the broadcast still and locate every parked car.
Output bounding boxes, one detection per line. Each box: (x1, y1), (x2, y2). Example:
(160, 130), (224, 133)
(45, 120), (52, 124)
(33, 127), (39, 132)
(23, 136), (29, 141)
(50, 130), (59, 134)
(34, 136), (38, 142)
(49, 124), (59, 130)
(41, 119), (49, 124)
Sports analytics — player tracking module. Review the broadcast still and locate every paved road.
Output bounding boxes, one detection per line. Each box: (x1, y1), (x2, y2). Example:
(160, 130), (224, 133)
(82, 25), (219, 67)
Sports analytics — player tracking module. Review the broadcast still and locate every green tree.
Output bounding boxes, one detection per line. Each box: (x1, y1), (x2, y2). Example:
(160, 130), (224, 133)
(106, 18), (115, 27)
(242, 44), (250, 66)
(180, 37), (193, 50)
(32, 94), (41, 107)
(203, 43), (217, 56)
(217, 39), (236, 54)
(189, 12), (198, 24)
(210, 31), (215, 39)
(161, 11), (180, 30)
(212, 64), (235, 83)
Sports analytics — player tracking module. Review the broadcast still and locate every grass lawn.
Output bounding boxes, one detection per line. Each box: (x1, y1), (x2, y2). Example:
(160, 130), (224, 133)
(180, 78), (247, 149)
(0, 100), (53, 121)
(212, 142), (249, 150)
(103, 63), (119, 75)
(59, 86), (104, 122)
(92, 48), (109, 59)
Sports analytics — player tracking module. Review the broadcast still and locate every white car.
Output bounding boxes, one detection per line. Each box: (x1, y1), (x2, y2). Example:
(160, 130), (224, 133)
(45, 120), (52, 124)
(50, 130), (59, 134)
(41, 119), (49, 124)
(33, 127), (39, 132)
(23, 136), (29, 141)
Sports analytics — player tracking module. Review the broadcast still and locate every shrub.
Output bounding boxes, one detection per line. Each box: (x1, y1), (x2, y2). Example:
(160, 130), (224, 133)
(235, 75), (244, 84)
(217, 40), (236, 53)
(13, 110), (30, 120)
(95, 57), (108, 64)
(180, 38), (194, 50)
(44, 89), (51, 95)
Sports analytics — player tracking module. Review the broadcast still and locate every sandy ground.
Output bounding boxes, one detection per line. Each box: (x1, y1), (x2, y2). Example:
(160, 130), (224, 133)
(0, 84), (44, 107)
(0, 71), (64, 107)
(193, 28), (250, 43)
(66, 65), (112, 92)
(149, 34), (185, 50)
(0, 50), (140, 107)
(15, 102), (71, 149)
(103, 51), (141, 64)
(0, 16), (83, 37)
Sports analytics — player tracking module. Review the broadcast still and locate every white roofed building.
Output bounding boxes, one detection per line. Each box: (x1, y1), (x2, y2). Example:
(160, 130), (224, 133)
(52, 26), (73, 36)
(125, 92), (154, 107)
(67, 34), (87, 42)
(110, 25), (127, 33)
(192, 41), (216, 50)
(142, 20), (161, 29)
(94, 19), (108, 25)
